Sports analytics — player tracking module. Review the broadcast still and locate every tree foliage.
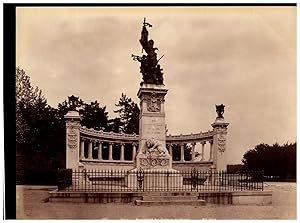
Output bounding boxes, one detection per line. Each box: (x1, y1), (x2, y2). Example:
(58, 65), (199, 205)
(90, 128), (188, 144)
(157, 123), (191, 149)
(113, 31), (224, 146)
(16, 67), (49, 149)
(242, 142), (296, 179)
(114, 93), (140, 134)
(57, 95), (109, 131)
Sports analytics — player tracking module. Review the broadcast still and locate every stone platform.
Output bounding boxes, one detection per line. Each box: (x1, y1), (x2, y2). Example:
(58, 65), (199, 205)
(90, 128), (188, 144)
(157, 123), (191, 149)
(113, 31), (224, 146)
(48, 190), (272, 205)
(125, 168), (183, 190)
(135, 192), (206, 206)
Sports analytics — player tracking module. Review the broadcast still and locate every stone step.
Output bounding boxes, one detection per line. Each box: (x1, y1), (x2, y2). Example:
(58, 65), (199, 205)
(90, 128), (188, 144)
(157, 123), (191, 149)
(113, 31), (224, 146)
(135, 199), (206, 206)
(143, 195), (198, 201)
(143, 192), (199, 196)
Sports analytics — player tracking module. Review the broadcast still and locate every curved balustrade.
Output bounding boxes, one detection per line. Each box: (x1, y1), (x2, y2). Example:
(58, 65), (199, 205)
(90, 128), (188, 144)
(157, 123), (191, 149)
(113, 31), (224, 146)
(166, 130), (214, 142)
(80, 126), (139, 141)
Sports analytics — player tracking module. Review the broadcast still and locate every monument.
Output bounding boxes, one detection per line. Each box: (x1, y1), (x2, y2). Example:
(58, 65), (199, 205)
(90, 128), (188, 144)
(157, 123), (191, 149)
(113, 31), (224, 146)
(127, 18), (182, 189)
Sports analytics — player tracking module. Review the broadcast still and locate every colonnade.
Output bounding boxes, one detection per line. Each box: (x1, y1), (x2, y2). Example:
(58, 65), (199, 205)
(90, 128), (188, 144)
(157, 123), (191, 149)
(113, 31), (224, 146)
(166, 140), (213, 162)
(80, 138), (138, 161)
(79, 137), (214, 162)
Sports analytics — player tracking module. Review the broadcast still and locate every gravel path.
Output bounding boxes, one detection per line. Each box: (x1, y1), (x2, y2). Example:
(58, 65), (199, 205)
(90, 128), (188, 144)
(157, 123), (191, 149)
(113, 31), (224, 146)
(16, 182), (296, 219)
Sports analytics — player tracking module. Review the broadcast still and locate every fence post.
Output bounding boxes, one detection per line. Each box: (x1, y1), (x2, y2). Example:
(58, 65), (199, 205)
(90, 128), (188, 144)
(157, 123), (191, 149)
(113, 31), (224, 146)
(261, 171), (264, 191)
(240, 172), (243, 191)
(84, 169), (87, 192)
(167, 171), (169, 192)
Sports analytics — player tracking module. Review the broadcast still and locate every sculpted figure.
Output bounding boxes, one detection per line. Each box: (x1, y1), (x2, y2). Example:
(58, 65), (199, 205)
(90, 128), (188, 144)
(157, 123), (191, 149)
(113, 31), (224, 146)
(143, 138), (167, 156)
(132, 18), (164, 85)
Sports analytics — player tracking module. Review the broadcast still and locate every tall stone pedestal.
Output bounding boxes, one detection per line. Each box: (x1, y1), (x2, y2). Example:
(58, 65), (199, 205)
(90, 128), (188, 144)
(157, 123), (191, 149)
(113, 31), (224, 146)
(127, 83), (183, 189)
(65, 111), (81, 170)
(211, 118), (229, 171)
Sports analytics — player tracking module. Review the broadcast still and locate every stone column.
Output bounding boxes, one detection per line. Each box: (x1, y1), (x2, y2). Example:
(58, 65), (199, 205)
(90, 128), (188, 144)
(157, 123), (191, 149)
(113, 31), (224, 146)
(136, 84), (172, 170)
(132, 143), (137, 161)
(211, 117), (229, 171)
(120, 143), (125, 161)
(191, 142), (196, 161)
(80, 138), (85, 159)
(64, 111), (81, 170)
(209, 140), (213, 161)
(98, 141), (102, 160)
(169, 144), (173, 161)
(201, 141), (206, 161)
(88, 140), (93, 159)
(108, 142), (113, 161)
(180, 143), (185, 162)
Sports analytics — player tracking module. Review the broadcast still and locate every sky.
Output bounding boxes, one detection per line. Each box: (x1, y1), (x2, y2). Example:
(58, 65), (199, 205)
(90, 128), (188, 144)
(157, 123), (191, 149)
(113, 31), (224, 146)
(16, 6), (296, 164)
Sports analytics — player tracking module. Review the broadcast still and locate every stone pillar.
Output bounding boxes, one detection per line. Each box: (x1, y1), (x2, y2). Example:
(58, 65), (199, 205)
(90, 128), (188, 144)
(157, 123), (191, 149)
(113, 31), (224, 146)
(120, 143), (125, 161)
(132, 143), (137, 161)
(64, 111), (81, 170)
(80, 138), (85, 159)
(169, 144), (173, 161)
(201, 141), (206, 161)
(135, 84), (172, 170)
(191, 142), (196, 161)
(88, 140), (93, 159)
(98, 141), (102, 160)
(108, 142), (113, 160)
(211, 117), (229, 171)
(180, 143), (185, 162)
(209, 140), (213, 161)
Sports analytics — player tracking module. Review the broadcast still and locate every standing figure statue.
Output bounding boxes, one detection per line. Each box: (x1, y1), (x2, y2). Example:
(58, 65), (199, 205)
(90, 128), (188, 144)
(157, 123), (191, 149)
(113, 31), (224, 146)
(216, 104), (225, 119)
(132, 18), (164, 85)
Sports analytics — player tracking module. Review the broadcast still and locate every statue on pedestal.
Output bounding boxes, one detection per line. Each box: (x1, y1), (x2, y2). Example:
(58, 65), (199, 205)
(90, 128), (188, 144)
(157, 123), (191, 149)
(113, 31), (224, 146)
(132, 18), (164, 85)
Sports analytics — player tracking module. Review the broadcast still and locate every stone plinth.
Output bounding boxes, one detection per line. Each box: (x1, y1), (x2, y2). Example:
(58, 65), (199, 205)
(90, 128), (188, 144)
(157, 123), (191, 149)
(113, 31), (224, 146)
(136, 84), (169, 166)
(211, 118), (229, 171)
(135, 84), (172, 169)
(126, 168), (183, 190)
(64, 111), (81, 170)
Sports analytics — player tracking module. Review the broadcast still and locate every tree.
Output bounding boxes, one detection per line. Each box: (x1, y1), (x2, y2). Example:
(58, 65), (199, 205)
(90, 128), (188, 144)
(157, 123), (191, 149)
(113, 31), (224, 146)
(16, 67), (49, 151)
(114, 93), (140, 134)
(80, 101), (109, 130)
(16, 67), (63, 184)
(57, 95), (109, 131)
(107, 117), (123, 133)
(242, 142), (296, 179)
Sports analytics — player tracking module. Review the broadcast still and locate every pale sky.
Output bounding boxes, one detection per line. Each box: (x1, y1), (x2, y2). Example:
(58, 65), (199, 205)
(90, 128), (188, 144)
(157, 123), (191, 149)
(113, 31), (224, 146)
(16, 6), (296, 164)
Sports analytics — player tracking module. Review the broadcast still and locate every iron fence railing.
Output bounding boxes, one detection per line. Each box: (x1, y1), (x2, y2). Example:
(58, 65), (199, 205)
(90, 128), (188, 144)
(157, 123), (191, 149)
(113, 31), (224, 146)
(57, 169), (264, 192)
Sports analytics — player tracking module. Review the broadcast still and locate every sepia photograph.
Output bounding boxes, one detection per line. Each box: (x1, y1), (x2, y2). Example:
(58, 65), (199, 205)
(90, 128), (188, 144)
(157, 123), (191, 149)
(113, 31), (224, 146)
(14, 5), (296, 219)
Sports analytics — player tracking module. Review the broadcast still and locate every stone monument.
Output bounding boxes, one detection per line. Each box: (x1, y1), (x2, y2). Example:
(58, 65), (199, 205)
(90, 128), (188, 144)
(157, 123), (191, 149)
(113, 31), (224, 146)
(127, 18), (182, 189)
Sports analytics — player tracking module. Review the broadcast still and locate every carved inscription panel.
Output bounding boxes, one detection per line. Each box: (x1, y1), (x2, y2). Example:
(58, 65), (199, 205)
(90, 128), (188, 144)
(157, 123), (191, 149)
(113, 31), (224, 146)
(141, 116), (165, 140)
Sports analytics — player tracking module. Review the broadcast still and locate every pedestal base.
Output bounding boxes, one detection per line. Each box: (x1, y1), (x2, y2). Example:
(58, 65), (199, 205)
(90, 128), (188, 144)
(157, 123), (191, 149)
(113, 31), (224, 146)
(126, 168), (183, 190)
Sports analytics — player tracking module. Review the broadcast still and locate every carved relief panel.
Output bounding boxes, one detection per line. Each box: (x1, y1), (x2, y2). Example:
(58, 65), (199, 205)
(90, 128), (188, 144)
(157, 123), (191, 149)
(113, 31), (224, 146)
(217, 134), (226, 153)
(68, 127), (78, 150)
(146, 92), (161, 112)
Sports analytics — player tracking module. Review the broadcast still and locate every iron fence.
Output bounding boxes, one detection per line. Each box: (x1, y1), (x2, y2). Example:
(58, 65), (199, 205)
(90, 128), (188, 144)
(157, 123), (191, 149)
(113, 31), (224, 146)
(57, 169), (264, 192)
